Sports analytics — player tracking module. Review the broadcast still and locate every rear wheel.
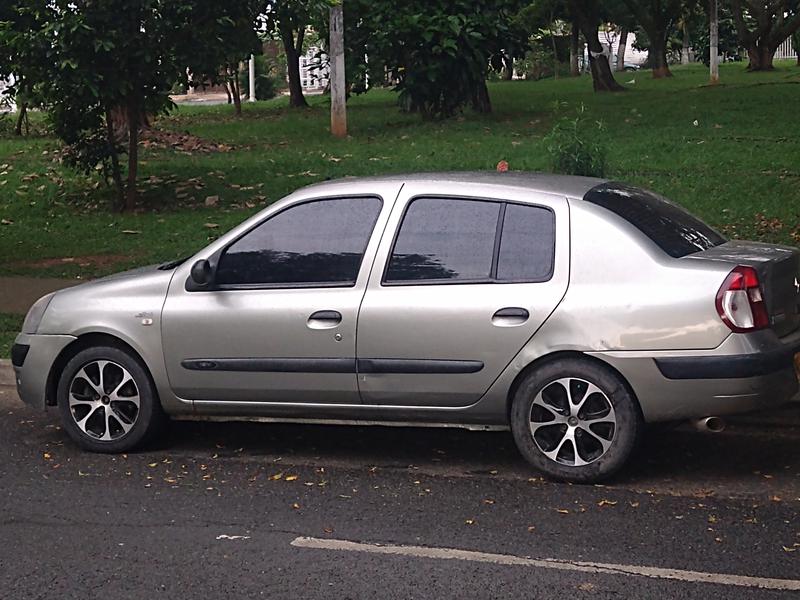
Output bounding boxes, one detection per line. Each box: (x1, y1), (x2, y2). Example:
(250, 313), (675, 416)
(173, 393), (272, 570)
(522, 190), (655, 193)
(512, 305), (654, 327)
(510, 357), (643, 483)
(57, 345), (165, 453)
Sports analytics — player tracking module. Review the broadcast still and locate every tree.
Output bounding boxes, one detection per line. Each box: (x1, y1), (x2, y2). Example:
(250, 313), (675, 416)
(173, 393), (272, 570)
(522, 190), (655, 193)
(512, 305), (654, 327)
(568, 0), (626, 90)
(0, 1), (260, 211)
(622, 0), (683, 77)
(0, 0), (51, 135)
(729, 0), (800, 70)
(263, 1), (331, 108)
(345, 0), (523, 118)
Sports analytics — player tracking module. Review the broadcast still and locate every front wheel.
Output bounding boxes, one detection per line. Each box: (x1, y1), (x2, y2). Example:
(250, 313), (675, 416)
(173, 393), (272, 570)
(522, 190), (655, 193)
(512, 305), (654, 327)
(510, 358), (643, 483)
(57, 345), (165, 453)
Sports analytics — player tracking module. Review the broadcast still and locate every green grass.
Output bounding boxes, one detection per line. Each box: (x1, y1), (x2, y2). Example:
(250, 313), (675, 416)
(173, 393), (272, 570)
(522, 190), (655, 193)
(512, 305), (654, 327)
(1, 313), (23, 358)
(0, 61), (799, 279)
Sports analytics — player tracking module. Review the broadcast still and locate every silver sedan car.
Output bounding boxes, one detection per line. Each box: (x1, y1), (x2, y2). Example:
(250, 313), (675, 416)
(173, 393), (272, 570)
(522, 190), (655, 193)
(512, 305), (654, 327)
(12, 173), (800, 482)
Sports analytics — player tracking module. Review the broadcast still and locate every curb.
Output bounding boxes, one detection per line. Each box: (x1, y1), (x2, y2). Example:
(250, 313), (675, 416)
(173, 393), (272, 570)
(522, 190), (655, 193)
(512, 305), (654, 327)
(0, 359), (14, 386)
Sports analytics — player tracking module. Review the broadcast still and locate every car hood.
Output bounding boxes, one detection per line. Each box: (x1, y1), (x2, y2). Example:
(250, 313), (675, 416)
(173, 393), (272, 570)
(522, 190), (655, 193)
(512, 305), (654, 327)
(37, 264), (177, 335)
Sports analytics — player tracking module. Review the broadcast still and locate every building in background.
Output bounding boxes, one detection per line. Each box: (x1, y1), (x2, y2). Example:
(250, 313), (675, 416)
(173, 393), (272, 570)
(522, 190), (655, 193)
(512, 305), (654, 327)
(299, 46), (329, 91)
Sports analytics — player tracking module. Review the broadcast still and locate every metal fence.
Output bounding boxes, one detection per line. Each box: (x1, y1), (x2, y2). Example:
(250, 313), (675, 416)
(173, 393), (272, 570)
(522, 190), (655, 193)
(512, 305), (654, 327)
(775, 37), (796, 60)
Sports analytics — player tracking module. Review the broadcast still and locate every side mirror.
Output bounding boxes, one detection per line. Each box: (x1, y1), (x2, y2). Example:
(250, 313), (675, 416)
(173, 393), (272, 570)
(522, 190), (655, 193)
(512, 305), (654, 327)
(190, 259), (213, 287)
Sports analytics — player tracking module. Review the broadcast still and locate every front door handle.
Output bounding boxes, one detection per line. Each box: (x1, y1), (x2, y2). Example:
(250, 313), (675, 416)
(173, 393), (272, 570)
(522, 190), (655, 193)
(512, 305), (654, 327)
(492, 307), (529, 326)
(308, 310), (342, 329)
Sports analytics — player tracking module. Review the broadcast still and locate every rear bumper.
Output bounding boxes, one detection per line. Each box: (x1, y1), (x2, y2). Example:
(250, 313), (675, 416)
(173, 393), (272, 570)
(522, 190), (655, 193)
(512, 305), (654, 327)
(654, 340), (800, 379)
(12, 333), (76, 410)
(589, 333), (800, 422)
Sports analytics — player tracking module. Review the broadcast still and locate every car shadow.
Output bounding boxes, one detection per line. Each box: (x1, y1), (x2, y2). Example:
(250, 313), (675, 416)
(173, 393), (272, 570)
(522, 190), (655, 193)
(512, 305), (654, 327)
(151, 404), (800, 493)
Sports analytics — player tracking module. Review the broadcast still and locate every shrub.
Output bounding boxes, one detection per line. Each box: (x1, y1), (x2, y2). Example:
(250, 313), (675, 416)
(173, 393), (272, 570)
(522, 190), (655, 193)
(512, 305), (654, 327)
(544, 105), (608, 177)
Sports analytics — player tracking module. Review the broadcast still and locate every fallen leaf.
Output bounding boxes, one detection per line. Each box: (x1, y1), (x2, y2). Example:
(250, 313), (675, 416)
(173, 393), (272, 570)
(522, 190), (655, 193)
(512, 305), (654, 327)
(147, 462), (158, 468)
(465, 519), (475, 525)
(483, 499), (495, 505)
(597, 500), (617, 507)
(204, 195), (219, 207)
(43, 452), (52, 460)
(292, 503), (301, 510)
(782, 546), (797, 553)
(285, 475), (299, 482)
(121, 230), (141, 235)
(496, 160), (509, 172)
(556, 509), (570, 514)
(204, 223), (219, 229)
(268, 472), (284, 481)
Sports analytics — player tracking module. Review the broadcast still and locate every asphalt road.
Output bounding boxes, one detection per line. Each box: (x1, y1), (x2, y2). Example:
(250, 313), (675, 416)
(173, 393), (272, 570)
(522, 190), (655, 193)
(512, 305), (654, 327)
(1, 382), (799, 599)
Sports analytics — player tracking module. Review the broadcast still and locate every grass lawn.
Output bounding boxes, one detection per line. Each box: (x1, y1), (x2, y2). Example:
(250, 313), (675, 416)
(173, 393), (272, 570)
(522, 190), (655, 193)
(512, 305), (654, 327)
(1, 313), (23, 357)
(0, 61), (799, 280)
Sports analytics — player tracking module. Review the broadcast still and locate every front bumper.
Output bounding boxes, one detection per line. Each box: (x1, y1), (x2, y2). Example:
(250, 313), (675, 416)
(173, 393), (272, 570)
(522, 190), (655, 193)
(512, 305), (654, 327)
(12, 333), (77, 410)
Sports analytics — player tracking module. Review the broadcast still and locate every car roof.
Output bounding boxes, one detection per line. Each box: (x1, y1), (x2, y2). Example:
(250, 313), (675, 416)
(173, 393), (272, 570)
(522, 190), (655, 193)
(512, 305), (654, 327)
(300, 171), (608, 199)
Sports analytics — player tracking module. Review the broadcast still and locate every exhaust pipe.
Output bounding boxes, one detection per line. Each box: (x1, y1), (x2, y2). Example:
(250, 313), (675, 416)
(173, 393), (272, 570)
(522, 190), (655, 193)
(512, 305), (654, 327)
(692, 416), (726, 433)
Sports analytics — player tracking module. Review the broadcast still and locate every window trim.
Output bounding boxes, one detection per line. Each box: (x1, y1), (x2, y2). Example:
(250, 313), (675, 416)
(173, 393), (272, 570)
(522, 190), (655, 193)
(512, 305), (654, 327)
(381, 195), (556, 287)
(189, 194), (384, 292)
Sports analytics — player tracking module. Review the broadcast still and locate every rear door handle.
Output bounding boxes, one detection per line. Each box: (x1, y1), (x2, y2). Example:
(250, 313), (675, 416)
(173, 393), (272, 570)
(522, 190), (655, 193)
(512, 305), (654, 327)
(492, 307), (529, 326)
(307, 310), (342, 329)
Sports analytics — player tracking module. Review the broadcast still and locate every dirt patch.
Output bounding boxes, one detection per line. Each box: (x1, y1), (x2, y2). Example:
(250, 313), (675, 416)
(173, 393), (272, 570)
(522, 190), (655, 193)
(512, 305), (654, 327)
(9, 254), (133, 271)
(140, 128), (234, 154)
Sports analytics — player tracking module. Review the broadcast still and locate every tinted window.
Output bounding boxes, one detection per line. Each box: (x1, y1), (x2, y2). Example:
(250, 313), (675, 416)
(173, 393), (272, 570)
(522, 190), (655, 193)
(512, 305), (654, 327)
(497, 204), (555, 280)
(216, 197), (382, 286)
(583, 183), (726, 258)
(385, 198), (500, 282)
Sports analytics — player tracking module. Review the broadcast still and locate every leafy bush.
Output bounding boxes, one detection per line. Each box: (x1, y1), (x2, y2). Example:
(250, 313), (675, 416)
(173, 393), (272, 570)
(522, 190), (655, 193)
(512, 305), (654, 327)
(544, 105), (608, 177)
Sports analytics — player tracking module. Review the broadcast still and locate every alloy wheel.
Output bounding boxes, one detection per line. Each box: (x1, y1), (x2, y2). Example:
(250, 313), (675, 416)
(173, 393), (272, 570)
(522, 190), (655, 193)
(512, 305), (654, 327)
(68, 360), (140, 441)
(529, 377), (616, 467)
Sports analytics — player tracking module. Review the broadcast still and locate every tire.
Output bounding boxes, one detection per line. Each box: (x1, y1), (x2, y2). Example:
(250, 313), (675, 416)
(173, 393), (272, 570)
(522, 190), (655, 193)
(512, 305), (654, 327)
(510, 357), (643, 484)
(57, 345), (165, 453)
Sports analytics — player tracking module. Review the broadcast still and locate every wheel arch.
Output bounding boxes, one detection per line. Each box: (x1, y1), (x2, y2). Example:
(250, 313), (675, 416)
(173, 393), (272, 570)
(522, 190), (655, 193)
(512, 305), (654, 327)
(45, 332), (159, 407)
(505, 350), (643, 422)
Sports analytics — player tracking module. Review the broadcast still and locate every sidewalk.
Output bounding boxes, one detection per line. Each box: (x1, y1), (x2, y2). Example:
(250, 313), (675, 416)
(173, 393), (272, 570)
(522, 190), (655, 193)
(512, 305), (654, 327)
(0, 276), (80, 315)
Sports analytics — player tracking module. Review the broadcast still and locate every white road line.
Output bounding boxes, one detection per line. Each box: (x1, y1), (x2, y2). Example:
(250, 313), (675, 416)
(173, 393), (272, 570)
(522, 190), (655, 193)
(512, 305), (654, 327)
(290, 537), (800, 592)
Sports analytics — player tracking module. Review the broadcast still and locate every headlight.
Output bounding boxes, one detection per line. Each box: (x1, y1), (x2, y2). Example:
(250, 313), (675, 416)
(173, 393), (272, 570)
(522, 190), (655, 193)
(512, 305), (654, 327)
(22, 293), (55, 334)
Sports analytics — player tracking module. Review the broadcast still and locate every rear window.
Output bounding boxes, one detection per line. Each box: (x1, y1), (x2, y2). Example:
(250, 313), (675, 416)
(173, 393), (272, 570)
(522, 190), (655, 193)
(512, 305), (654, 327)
(583, 183), (726, 258)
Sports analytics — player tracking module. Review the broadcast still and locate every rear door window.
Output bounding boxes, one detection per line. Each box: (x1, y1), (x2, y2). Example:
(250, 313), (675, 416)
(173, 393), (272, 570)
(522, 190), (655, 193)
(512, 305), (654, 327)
(583, 183), (726, 258)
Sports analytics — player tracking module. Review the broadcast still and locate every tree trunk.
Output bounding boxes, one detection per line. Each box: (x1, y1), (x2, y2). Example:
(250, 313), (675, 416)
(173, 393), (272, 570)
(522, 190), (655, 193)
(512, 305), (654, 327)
(549, 11), (559, 79)
(580, 25), (625, 91)
(471, 80), (492, 113)
(746, 42), (777, 71)
(224, 78), (232, 104)
(230, 68), (243, 116)
(502, 51), (514, 80)
(281, 24), (309, 108)
(649, 32), (673, 77)
(709, 0), (719, 83)
(104, 108), (125, 211)
(125, 98), (139, 212)
(615, 28), (628, 72)
(14, 102), (27, 136)
(681, 22), (691, 64)
(570, 22), (580, 76)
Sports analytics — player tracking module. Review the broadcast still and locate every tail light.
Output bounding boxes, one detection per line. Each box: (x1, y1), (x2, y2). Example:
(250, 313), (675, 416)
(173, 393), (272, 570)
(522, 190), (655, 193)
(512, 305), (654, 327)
(715, 266), (769, 332)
